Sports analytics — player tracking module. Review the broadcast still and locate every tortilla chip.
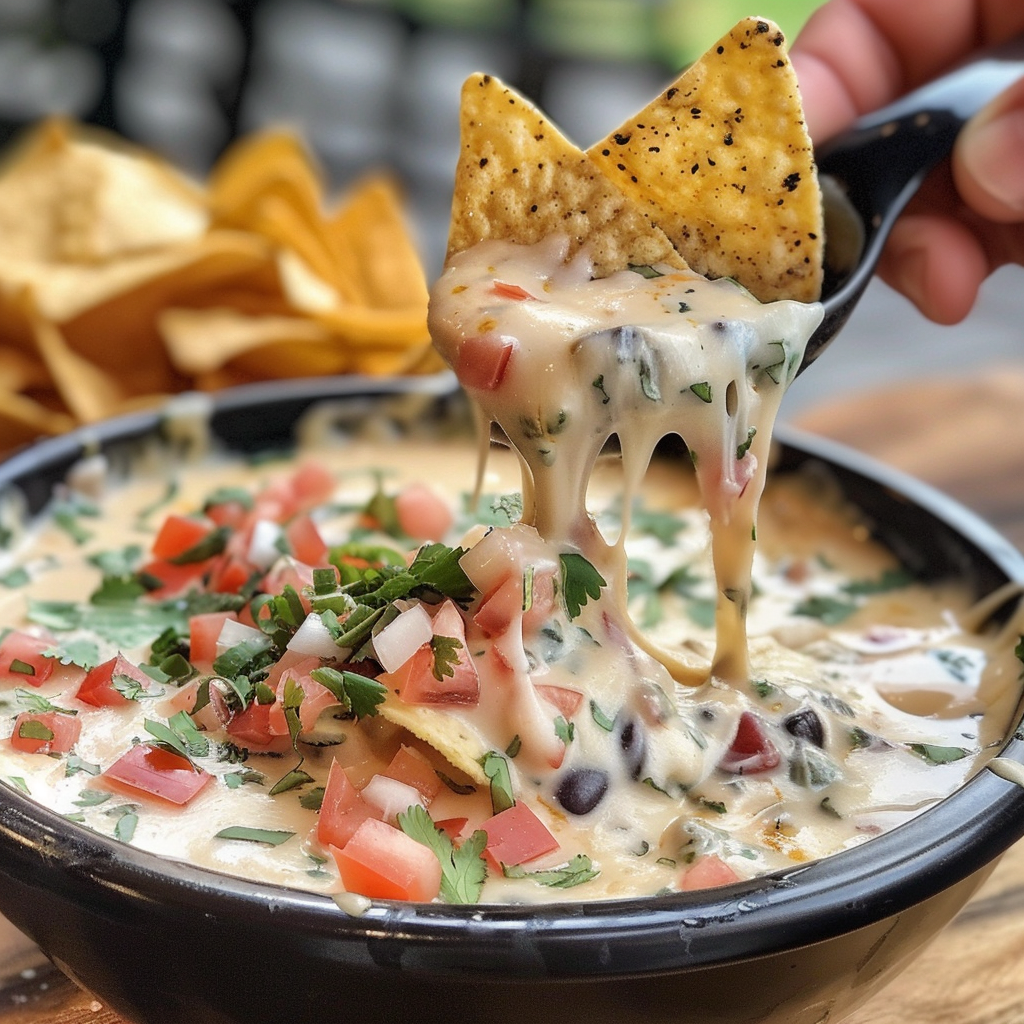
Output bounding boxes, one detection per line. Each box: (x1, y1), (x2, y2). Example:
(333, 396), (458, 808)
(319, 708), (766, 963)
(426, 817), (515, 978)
(328, 177), (430, 311)
(379, 693), (488, 784)
(0, 389), (75, 447)
(27, 310), (125, 422)
(160, 307), (338, 375)
(209, 130), (324, 238)
(587, 17), (822, 302)
(447, 73), (685, 278)
(0, 118), (207, 265)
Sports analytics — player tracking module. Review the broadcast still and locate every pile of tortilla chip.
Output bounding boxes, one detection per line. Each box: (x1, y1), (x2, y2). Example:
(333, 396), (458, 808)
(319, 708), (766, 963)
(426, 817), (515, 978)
(446, 16), (823, 302)
(0, 118), (440, 455)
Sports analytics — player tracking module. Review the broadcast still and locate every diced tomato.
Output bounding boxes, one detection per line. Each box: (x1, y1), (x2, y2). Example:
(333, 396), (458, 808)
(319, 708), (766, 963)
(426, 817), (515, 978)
(102, 745), (211, 805)
(75, 654), (152, 708)
(9, 711), (80, 755)
(207, 554), (255, 595)
(330, 818), (442, 902)
(289, 462), (336, 510)
(260, 557), (315, 606)
(151, 514), (216, 561)
(285, 515), (328, 566)
(679, 854), (741, 891)
(263, 651), (320, 690)
(267, 668), (337, 736)
(317, 760), (383, 849)
(189, 611), (241, 667)
(491, 281), (535, 301)
(225, 699), (278, 747)
(480, 802), (559, 871)
(382, 600), (480, 706)
(382, 745), (443, 803)
(534, 685), (583, 720)
(473, 574), (521, 638)
(453, 334), (514, 391)
(522, 565), (557, 632)
(139, 558), (207, 599)
(205, 499), (250, 530)
(394, 484), (453, 542)
(253, 478), (298, 523)
(719, 711), (781, 775)
(434, 817), (468, 840)
(0, 631), (56, 686)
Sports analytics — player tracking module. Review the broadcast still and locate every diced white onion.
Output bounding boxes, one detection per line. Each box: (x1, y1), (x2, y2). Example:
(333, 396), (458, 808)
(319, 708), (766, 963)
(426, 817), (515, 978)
(287, 613), (342, 659)
(216, 618), (265, 650)
(247, 519), (285, 570)
(373, 604), (433, 673)
(360, 775), (425, 824)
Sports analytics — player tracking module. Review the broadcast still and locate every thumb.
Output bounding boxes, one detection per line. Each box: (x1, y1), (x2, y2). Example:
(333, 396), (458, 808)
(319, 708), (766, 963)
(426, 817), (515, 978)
(953, 77), (1024, 222)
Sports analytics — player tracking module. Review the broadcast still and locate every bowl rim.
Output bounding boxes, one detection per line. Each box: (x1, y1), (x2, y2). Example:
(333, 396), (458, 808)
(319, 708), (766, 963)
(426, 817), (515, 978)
(0, 374), (1023, 979)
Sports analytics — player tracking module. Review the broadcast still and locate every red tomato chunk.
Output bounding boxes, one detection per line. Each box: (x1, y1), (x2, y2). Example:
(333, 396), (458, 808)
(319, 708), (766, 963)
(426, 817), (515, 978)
(330, 818), (442, 902)
(9, 712), (80, 755)
(480, 802), (558, 871)
(151, 514), (216, 561)
(0, 631), (56, 686)
(103, 745), (211, 805)
(679, 854), (741, 891)
(76, 654), (151, 708)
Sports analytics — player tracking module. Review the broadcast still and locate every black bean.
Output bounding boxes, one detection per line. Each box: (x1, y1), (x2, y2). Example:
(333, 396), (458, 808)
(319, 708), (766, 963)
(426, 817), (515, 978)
(783, 707), (825, 748)
(617, 718), (646, 780)
(555, 768), (609, 815)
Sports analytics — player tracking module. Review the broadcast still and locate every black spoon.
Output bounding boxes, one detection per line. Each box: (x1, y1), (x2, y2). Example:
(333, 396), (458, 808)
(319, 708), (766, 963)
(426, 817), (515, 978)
(799, 33), (1024, 372)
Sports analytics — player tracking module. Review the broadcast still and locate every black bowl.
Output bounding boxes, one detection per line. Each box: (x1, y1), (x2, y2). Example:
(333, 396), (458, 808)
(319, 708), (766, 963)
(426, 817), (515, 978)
(0, 376), (1022, 1024)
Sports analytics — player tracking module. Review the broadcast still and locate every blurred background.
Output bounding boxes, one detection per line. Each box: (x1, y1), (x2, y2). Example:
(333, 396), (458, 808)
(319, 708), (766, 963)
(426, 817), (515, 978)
(0, 0), (1022, 504)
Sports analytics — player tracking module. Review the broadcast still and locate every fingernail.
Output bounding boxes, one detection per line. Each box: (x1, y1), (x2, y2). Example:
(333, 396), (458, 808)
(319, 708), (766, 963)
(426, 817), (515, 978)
(960, 107), (1024, 213)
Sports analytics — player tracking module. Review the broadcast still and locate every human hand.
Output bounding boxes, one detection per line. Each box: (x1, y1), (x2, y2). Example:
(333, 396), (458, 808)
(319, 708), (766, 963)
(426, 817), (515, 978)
(791, 0), (1024, 323)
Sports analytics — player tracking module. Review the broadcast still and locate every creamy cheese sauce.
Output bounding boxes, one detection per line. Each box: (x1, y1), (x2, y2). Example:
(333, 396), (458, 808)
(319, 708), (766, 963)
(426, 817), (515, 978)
(0, 411), (1019, 904)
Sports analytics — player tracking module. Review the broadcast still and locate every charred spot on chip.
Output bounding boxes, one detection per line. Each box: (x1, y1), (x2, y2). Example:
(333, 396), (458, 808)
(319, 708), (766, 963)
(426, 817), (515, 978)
(782, 173), (801, 192)
(479, 158), (488, 168)
(613, 133), (632, 146)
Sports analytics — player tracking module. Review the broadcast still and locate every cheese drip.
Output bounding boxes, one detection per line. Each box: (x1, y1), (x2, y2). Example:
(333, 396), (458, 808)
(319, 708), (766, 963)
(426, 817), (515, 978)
(429, 235), (824, 687)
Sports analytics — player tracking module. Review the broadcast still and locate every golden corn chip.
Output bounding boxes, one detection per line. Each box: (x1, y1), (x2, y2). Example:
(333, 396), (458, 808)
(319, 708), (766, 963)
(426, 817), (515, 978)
(26, 309), (125, 423)
(0, 389), (75, 447)
(0, 118), (206, 265)
(587, 17), (822, 302)
(328, 177), (429, 311)
(209, 130), (324, 238)
(379, 694), (488, 784)
(447, 73), (685, 278)
(315, 304), (430, 350)
(160, 307), (337, 376)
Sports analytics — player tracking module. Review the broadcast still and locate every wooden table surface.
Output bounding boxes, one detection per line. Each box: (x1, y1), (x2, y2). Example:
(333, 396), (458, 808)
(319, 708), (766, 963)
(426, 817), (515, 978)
(2, 369), (1024, 1023)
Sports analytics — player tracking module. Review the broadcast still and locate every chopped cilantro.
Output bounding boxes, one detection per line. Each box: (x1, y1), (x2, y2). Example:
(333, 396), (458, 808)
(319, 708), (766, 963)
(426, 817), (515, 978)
(270, 768), (314, 796)
(559, 553), (605, 619)
(792, 595), (858, 625)
(42, 638), (101, 670)
(503, 854), (599, 889)
(144, 712), (209, 761)
(907, 742), (971, 765)
(308, 667), (386, 720)
(736, 427), (757, 460)
(480, 751), (515, 814)
(430, 635), (463, 681)
(590, 700), (615, 732)
(688, 381), (713, 404)
(0, 567), (29, 588)
(398, 804), (487, 905)
(554, 716), (574, 745)
(215, 826), (296, 846)
(842, 568), (914, 596)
